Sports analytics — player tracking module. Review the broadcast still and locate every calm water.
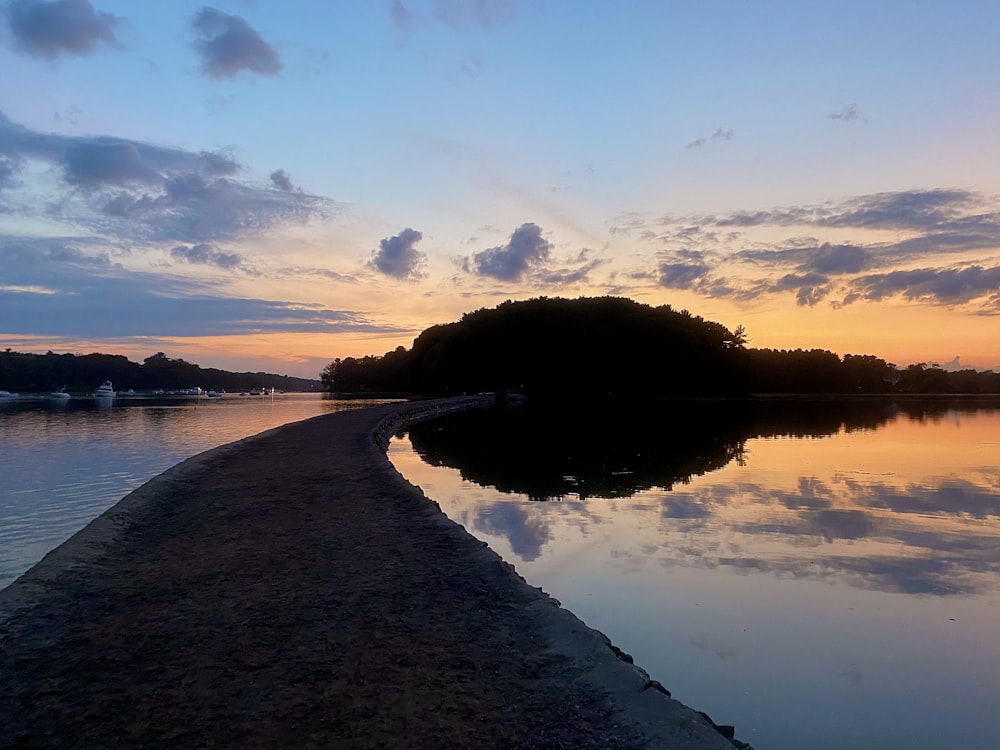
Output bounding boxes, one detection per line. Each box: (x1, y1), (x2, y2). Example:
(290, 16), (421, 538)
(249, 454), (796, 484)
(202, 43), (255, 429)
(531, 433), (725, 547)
(389, 400), (1000, 750)
(0, 393), (390, 589)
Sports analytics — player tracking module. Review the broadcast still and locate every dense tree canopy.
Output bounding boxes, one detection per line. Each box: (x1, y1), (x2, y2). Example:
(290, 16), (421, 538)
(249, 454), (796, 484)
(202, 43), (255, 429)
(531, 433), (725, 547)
(321, 297), (1000, 397)
(0, 350), (321, 393)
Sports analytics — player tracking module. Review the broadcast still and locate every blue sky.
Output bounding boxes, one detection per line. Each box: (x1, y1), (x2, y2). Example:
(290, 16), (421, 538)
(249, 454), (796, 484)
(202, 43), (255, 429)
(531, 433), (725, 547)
(1, 0), (999, 378)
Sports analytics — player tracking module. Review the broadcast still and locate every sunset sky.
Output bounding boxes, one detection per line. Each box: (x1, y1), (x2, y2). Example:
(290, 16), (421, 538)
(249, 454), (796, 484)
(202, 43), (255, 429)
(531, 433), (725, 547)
(2, 0), (999, 378)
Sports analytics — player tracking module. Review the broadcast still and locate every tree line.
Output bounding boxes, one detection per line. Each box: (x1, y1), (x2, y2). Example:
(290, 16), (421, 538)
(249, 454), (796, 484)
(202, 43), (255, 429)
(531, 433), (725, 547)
(0, 350), (322, 393)
(320, 297), (1000, 397)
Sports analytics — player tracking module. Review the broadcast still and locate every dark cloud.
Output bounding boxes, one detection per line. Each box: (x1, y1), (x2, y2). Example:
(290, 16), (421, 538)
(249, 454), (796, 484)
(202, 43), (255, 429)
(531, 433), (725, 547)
(846, 265), (1000, 306)
(368, 227), (426, 280)
(738, 243), (869, 275)
(770, 272), (830, 306)
(171, 243), (243, 271)
(63, 139), (161, 187)
(270, 169), (293, 191)
(658, 261), (711, 288)
(4, 0), (119, 59)
(190, 7), (282, 79)
(468, 222), (551, 281)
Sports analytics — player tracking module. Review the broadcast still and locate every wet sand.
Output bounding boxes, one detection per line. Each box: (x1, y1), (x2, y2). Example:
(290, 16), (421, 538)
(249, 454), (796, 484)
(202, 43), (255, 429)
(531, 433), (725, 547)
(0, 397), (741, 749)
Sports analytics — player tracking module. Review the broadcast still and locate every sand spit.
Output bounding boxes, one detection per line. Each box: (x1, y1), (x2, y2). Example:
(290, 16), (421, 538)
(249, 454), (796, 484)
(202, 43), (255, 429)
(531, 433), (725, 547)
(1, 397), (746, 749)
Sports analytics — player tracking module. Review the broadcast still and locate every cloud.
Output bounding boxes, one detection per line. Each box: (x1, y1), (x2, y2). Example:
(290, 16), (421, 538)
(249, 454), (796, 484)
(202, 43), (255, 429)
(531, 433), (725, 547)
(658, 260), (711, 288)
(389, 0), (413, 33)
(170, 243), (244, 271)
(4, 0), (120, 59)
(692, 189), (985, 234)
(771, 272), (831, 306)
(0, 110), (241, 188)
(472, 502), (551, 561)
(467, 222), (551, 281)
(190, 7), (282, 78)
(738, 243), (870, 275)
(0, 155), (20, 190)
(829, 103), (859, 121)
(368, 227), (426, 280)
(0, 111), (335, 244)
(0, 240), (398, 338)
(270, 169), (294, 191)
(435, 0), (517, 29)
(846, 265), (1000, 306)
(686, 128), (733, 150)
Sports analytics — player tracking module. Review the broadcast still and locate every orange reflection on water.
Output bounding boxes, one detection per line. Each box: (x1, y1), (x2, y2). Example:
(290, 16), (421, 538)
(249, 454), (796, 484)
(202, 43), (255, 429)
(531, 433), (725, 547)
(389, 404), (1000, 750)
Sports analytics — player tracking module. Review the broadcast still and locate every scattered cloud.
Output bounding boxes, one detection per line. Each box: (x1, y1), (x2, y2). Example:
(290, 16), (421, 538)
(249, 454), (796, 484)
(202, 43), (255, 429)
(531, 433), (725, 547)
(829, 103), (860, 121)
(685, 128), (733, 150)
(369, 227), (426, 280)
(389, 0), (413, 34)
(190, 7), (282, 79)
(3, 0), (120, 59)
(170, 243), (245, 271)
(435, 0), (517, 29)
(466, 222), (551, 281)
(644, 189), (1000, 310)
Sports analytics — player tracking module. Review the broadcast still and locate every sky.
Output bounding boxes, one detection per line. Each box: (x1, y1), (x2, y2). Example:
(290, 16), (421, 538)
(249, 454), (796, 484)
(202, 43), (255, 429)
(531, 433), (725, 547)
(1, 0), (999, 379)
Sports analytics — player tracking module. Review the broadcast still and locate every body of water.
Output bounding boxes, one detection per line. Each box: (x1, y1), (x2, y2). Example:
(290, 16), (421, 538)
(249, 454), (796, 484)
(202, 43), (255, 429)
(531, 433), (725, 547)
(0, 393), (390, 589)
(389, 399), (1000, 750)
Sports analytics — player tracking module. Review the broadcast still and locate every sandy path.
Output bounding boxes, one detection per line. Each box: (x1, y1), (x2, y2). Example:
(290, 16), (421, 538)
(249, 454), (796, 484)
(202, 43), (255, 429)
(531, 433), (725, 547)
(0, 397), (739, 749)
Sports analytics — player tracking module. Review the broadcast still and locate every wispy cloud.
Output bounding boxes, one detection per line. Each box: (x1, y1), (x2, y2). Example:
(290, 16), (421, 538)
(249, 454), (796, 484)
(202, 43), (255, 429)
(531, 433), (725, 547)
(685, 128), (733, 150)
(3, 0), (120, 60)
(190, 7), (282, 79)
(435, 0), (516, 29)
(829, 103), (861, 122)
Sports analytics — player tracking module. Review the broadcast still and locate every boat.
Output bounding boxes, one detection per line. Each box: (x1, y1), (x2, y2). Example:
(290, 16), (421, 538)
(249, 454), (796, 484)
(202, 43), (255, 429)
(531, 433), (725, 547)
(93, 381), (116, 398)
(0, 390), (19, 400)
(50, 387), (71, 400)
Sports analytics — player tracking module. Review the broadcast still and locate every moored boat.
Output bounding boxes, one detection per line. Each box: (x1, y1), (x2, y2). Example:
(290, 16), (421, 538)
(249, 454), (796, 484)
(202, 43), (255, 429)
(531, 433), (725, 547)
(93, 381), (116, 398)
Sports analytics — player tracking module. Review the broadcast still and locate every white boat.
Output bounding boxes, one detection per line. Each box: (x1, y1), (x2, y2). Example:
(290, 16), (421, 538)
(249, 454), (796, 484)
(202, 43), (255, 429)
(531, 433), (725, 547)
(50, 387), (71, 400)
(0, 390), (19, 400)
(93, 381), (116, 398)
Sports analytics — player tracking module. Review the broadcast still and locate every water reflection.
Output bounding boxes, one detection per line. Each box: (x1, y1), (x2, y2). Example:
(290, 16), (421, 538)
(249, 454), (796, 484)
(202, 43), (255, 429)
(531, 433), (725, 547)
(393, 398), (1000, 750)
(403, 399), (1000, 598)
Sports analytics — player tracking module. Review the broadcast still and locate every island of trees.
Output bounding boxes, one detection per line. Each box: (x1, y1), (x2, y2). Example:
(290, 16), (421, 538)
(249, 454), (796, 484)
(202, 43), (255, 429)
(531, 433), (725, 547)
(0, 350), (321, 394)
(320, 297), (1000, 397)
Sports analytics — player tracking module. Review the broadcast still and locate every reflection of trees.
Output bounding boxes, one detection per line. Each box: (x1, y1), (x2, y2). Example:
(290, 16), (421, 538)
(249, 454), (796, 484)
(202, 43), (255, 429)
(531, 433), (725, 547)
(405, 398), (903, 501)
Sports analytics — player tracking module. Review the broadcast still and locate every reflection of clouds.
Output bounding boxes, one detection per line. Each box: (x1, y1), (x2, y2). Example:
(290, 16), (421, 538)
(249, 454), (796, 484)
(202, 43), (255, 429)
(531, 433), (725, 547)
(640, 473), (1000, 596)
(472, 502), (552, 561)
(844, 476), (1000, 519)
(689, 634), (738, 661)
